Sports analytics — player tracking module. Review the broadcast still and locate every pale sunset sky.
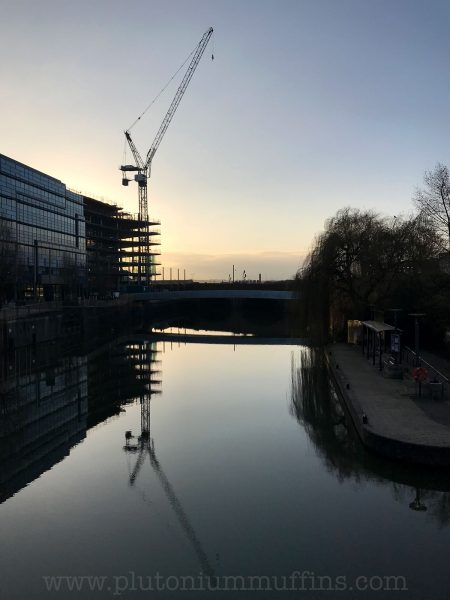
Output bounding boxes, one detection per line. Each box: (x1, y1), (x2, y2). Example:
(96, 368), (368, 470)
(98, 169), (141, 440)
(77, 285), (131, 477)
(1, 0), (450, 279)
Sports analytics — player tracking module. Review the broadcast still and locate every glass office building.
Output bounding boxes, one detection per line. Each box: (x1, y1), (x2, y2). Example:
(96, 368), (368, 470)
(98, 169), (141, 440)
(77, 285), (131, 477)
(0, 154), (86, 301)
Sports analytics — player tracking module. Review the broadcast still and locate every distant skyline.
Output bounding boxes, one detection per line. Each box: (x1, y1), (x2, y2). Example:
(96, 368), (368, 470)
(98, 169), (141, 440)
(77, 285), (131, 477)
(1, 0), (450, 279)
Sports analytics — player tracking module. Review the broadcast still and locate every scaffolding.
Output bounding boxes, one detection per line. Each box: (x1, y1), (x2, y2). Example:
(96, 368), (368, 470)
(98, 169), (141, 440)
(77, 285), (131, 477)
(83, 196), (160, 294)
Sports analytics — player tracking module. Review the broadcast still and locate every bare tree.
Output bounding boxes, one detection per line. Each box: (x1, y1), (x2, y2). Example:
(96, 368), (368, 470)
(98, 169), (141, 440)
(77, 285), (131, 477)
(414, 163), (450, 248)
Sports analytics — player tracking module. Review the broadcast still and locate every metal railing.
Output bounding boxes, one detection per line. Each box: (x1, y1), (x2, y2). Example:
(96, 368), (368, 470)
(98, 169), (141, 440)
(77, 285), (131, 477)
(402, 345), (450, 399)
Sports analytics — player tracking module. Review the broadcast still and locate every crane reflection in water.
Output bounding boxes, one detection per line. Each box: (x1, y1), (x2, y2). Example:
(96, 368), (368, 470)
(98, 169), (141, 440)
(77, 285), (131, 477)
(122, 341), (216, 580)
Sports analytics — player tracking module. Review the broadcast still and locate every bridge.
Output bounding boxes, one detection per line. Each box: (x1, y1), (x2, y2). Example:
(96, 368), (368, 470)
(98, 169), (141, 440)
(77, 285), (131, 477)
(125, 289), (297, 302)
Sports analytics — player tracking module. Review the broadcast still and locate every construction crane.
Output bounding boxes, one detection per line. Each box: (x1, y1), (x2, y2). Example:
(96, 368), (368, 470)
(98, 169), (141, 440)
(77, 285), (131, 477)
(120, 27), (213, 284)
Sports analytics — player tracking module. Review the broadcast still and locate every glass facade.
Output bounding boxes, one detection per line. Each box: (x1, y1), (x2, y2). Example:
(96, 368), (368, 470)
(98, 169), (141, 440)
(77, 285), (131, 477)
(0, 154), (86, 301)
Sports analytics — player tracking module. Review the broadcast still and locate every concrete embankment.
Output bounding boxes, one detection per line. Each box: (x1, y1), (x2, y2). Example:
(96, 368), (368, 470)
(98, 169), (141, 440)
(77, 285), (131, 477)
(326, 344), (450, 466)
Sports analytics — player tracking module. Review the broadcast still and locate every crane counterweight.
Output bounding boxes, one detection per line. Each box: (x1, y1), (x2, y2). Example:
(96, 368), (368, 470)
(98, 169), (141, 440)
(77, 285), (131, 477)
(121, 165), (140, 172)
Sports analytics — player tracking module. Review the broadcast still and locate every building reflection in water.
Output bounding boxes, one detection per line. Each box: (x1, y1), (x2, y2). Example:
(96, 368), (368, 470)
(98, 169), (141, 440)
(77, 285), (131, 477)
(0, 329), (212, 573)
(0, 336), (161, 505)
(86, 340), (161, 430)
(290, 347), (450, 527)
(0, 342), (88, 504)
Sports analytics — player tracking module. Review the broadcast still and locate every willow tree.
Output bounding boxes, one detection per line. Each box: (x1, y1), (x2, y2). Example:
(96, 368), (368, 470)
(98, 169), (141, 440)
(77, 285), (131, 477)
(298, 208), (442, 339)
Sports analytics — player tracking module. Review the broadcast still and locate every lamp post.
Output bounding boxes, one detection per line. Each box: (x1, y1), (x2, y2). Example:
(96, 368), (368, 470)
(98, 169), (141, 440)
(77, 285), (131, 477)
(408, 313), (426, 367)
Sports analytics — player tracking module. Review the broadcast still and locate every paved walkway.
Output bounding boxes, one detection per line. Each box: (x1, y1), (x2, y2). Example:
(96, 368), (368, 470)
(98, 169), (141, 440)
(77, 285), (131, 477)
(328, 344), (450, 460)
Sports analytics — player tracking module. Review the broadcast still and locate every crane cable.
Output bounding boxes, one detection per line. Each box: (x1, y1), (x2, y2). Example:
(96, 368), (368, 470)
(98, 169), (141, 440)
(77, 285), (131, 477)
(123, 48), (194, 166)
(122, 136), (127, 167)
(126, 44), (199, 133)
(123, 29), (215, 165)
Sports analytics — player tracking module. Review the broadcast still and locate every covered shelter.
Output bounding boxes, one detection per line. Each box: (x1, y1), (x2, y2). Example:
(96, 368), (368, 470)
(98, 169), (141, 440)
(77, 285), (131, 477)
(361, 320), (401, 371)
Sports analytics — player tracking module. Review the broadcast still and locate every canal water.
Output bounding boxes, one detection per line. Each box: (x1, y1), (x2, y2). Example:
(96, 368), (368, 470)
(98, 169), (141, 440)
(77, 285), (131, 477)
(1, 330), (450, 599)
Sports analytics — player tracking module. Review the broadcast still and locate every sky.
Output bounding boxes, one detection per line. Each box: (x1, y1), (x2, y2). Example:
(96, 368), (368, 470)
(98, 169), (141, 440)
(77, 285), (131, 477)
(1, 0), (450, 280)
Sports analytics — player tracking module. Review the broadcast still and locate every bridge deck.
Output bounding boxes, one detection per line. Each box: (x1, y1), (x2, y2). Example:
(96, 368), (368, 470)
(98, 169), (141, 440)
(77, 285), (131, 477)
(126, 290), (296, 302)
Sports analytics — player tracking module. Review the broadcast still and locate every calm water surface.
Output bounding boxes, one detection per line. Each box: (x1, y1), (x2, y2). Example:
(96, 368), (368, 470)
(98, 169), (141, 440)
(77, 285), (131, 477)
(1, 334), (449, 599)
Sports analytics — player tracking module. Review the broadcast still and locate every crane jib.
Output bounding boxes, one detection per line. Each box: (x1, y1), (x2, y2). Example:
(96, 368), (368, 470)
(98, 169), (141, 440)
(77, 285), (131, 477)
(144, 27), (213, 168)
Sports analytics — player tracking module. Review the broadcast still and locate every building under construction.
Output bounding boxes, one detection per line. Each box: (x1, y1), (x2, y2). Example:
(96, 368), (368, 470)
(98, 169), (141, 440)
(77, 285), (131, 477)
(84, 196), (160, 295)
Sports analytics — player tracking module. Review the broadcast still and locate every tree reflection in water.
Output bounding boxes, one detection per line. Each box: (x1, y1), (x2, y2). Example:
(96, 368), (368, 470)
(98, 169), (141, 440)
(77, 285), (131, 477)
(290, 347), (450, 528)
